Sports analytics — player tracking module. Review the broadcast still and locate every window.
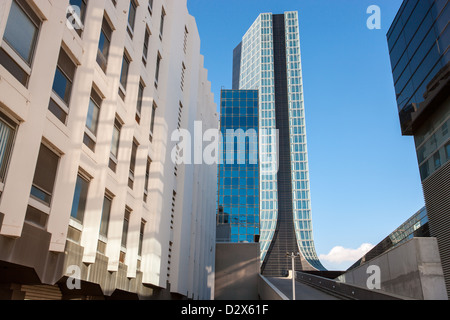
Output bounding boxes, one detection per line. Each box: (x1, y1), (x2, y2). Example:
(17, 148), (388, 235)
(171, 190), (176, 219)
(143, 157), (151, 202)
(127, 0), (137, 38)
(136, 80), (145, 124)
(149, 102), (157, 142)
(419, 161), (429, 181)
(121, 208), (131, 248)
(49, 47), (77, 124)
(118, 51), (130, 100)
(68, 0), (88, 37)
(177, 102), (183, 130)
(183, 26), (188, 54)
(446, 142), (450, 161)
(30, 144), (59, 206)
(433, 151), (441, 170)
(97, 15), (112, 73)
(138, 219), (146, 257)
(142, 26), (150, 65)
(180, 62), (186, 91)
(154, 51), (162, 87)
(0, 0), (41, 87)
(159, 7), (166, 39)
(99, 193), (113, 238)
(128, 139), (138, 189)
(148, 0), (153, 15)
(24, 205), (48, 228)
(70, 173), (90, 223)
(83, 87), (102, 151)
(119, 207), (131, 263)
(0, 112), (17, 185)
(109, 117), (122, 172)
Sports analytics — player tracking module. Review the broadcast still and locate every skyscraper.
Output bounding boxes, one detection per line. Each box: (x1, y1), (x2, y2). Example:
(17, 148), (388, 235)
(387, 0), (449, 297)
(217, 89), (259, 243)
(233, 12), (325, 276)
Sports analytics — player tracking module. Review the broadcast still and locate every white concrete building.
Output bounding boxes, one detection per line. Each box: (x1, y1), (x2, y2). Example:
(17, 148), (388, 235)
(0, 0), (217, 300)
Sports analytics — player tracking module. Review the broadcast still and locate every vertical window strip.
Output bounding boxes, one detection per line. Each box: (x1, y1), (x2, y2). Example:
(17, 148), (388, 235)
(0, 114), (16, 183)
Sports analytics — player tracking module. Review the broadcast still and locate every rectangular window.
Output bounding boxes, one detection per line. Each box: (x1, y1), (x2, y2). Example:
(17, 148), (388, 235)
(30, 144), (59, 206)
(419, 161), (429, 181)
(68, 0), (88, 37)
(121, 208), (131, 248)
(177, 101), (183, 130)
(446, 142), (450, 161)
(148, 0), (153, 15)
(118, 51), (130, 100)
(154, 52), (162, 87)
(83, 87), (102, 151)
(159, 7), (166, 39)
(442, 122), (448, 137)
(24, 205), (48, 228)
(128, 139), (138, 189)
(143, 157), (151, 202)
(0, 112), (17, 186)
(49, 47), (77, 124)
(149, 102), (157, 142)
(127, 0), (137, 38)
(99, 193), (113, 238)
(136, 80), (145, 124)
(138, 219), (146, 257)
(142, 26), (150, 65)
(183, 26), (188, 54)
(434, 151), (442, 170)
(0, 0), (41, 87)
(97, 15), (112, 73)
(180, 62), (186, 91)
(70, 173), (90, 223)
(109, 117), (122, 172)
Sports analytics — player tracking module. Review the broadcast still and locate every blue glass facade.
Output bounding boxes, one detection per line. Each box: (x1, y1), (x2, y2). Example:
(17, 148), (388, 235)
(217, 90), (260, 243)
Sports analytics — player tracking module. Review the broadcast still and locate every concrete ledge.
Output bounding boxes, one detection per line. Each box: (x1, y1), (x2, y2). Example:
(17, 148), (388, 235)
(258, 275), (289, 300)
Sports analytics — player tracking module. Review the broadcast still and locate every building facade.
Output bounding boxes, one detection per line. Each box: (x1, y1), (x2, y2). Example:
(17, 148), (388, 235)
(233, 12), (325, 276)
(387, 0), (449, 297)
(0, 0), (217, 300)
(217, 89), (259, 243)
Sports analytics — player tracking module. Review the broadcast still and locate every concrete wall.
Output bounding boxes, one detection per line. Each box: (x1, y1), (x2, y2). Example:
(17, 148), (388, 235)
(338, 237), (448, 300)
(215, 243), (260, 300)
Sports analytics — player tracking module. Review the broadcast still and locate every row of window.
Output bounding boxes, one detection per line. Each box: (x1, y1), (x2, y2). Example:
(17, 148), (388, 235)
(0, 0), (164, 138)
(418, 117), (450, 181)
(70, 171), (147, 258)
(0, 1), (194, 268)
(0, 108), (152, 259)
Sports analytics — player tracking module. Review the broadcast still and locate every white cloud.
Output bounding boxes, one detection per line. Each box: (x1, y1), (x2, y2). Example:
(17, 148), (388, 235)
(319, 243), (375, 264)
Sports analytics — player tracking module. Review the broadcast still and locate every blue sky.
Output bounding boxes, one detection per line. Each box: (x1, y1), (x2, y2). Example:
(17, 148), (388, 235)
(187, 0), (426, 270)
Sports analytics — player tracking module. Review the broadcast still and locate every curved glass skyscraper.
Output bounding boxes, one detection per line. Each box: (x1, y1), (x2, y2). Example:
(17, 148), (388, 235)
(233, 12), (326, 275)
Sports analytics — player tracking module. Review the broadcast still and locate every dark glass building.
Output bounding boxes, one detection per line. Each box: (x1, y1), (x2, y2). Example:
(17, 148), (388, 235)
(387, 0), (449, 297)
(217, 89), (260, 243)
